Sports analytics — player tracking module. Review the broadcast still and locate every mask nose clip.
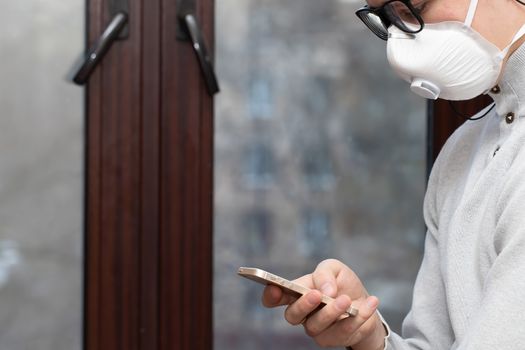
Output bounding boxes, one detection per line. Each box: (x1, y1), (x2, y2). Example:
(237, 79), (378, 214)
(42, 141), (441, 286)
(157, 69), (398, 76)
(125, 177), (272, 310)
(410, 78), (441, 100)
(388, 31), (416, 40)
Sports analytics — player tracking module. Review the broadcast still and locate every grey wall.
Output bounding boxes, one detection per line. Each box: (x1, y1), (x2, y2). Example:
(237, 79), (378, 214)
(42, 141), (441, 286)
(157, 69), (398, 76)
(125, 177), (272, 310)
(0, 1), (84, 349)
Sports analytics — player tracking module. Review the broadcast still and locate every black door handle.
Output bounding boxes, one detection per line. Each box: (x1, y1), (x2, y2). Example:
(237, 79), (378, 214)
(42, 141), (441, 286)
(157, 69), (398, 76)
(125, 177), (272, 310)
(178, 13), (220, 95)
(72, 12), (128, 85)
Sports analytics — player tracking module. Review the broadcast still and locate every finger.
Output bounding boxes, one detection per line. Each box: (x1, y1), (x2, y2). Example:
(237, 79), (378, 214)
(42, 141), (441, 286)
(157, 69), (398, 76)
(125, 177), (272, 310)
(292, 273), (316, 288)
(284, 290), (322, 325)
(313, 259), (344, 297)
(303, 294), (352, 337)
(261, 274), (314, 308)
(262, 285), (285, 307)
(312, 296), (380, 348)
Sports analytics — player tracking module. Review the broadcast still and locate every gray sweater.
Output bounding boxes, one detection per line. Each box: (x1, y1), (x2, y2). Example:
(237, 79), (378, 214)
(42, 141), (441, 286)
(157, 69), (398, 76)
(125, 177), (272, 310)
(383, 43), (525, 349)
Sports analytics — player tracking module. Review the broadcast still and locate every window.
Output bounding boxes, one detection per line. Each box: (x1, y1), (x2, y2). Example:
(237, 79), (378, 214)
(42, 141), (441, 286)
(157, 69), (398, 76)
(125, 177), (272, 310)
(302, 145), (335, 190)
(299, 209), (331, 259)
(242, 143), (275, 189)
(215, 0), (427, 348)
(248, 76), (274, 119)
(241, 210), (272, 256)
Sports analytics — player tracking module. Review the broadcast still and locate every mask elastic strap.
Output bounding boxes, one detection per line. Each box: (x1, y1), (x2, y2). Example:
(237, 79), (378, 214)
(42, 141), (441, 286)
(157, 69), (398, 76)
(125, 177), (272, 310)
(464, 0), (479, 26)
(493, 33), (525, 86)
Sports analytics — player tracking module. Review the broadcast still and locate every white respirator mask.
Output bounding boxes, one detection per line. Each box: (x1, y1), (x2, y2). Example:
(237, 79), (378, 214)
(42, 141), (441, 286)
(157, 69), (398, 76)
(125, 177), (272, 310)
(386, 0), (522, 101)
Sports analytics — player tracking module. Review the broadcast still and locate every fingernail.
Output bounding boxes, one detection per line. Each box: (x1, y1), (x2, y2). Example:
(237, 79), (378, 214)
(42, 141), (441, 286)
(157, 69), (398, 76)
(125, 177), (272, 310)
(307, 292), (320, 305)
(367, 297), (378, 309)
(336, 296), (350, 311)
(321, 283), (334, 296)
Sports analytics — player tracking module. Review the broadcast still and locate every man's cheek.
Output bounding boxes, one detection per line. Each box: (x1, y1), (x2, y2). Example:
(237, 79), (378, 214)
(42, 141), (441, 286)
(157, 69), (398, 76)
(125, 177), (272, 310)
(366, 0), (387, 8)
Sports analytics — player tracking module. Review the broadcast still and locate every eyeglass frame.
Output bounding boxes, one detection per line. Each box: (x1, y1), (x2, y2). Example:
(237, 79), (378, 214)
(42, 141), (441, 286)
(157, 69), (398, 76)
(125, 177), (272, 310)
(355, 0), (425, 41)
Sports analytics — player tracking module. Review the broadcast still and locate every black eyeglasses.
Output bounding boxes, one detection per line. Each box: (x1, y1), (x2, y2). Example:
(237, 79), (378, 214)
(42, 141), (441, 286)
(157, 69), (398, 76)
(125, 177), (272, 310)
(355, 0), (425, 40)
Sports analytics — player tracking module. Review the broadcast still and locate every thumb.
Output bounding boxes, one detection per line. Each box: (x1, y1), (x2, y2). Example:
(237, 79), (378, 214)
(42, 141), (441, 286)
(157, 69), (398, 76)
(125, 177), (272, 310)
(312, 259), (343, 298)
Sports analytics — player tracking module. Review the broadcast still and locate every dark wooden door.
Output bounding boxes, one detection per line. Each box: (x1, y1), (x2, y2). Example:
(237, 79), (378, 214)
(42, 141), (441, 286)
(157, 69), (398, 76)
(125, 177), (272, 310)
(430, 96), (494, 163)
(84, 0), (214, 349)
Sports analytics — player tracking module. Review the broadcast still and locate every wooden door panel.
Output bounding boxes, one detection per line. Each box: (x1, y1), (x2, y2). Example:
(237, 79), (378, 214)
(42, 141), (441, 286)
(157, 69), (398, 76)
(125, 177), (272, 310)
(430, 96), (493, 162)
(158, 1), (214, 349)
(85, 0), (213, 349)
(85, 0), (143, 348)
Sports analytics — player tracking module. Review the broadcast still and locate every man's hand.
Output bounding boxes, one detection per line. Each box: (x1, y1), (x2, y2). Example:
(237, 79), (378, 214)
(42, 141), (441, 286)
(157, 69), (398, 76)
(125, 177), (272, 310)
(261, 259), (387, 350)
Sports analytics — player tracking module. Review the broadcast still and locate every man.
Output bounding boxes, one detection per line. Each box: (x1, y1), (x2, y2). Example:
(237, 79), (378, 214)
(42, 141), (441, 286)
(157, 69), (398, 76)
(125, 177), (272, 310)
(262, 0), (525, 349)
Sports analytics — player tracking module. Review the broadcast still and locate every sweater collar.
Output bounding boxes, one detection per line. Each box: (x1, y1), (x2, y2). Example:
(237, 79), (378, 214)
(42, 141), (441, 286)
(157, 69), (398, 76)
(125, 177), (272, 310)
(487, 40), (525, 118)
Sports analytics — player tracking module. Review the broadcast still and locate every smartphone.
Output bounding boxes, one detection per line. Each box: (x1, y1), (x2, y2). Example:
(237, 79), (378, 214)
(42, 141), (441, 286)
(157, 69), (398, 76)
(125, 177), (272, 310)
(237, 267), (358, 317)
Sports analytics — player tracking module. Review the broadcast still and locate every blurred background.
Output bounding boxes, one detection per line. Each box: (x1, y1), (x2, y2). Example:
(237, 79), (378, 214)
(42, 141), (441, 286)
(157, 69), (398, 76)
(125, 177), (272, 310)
(214, 0), (427, 349)
(0, 0), (426, 349)
(0, 1), (84, 349)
